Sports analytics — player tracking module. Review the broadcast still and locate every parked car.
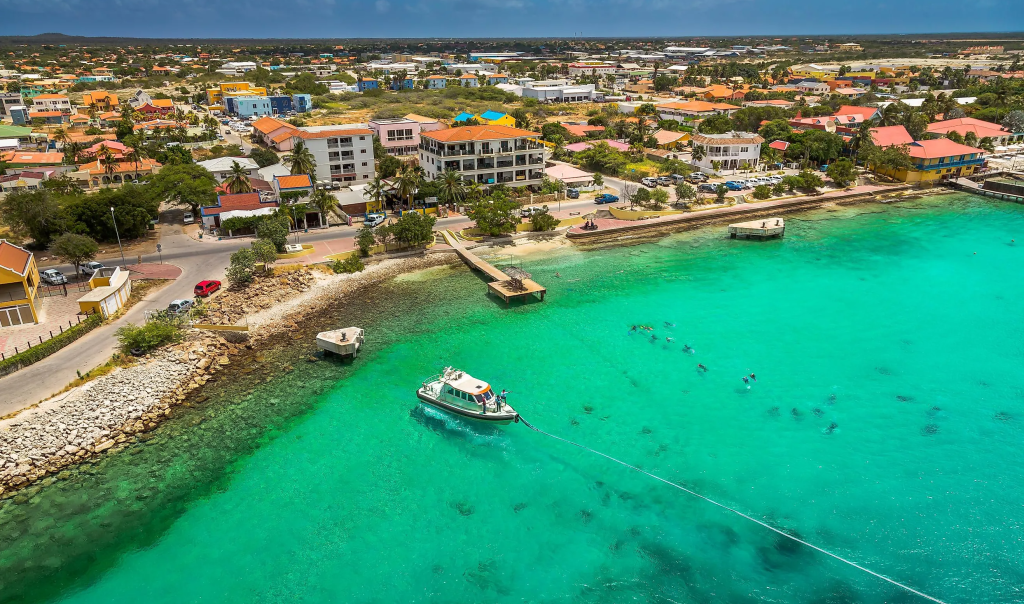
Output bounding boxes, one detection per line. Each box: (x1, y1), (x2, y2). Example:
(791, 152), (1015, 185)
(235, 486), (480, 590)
(670, 174), (688, 183)
(657, 176), (673, 186)
(40, 269), (67, 285)
(81, 261), (104, 276)
(698, 183), (718, 193)
(183, 211), (195, 224)
(723, 181), (744, 191)
(687, 173), (709, 183)
(521, 206), (544, 217)
(194, 280), (221, 297)
(640, 177), (658, 188)
(167, 299), (194, 315)
(364, 213), (386, 228)
(594, 194), (619, 204)
(566, 188), (580, 199)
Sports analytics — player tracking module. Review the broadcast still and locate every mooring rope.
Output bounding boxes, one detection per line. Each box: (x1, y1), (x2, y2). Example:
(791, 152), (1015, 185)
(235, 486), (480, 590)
(517, 415), (949, 604)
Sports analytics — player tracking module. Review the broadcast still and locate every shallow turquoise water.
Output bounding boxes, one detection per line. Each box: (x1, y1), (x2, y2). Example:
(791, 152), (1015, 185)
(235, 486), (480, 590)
(3, 194), (1024, 603)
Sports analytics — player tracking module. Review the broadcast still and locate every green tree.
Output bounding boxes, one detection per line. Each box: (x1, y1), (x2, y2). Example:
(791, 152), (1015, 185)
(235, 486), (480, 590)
(509, 108), (531, 130)
(758, 119), (792, 143)
(387, 210), (436, 246)
(826, 158), (857, 187)
(675, 182), (696, 203)
(248, 147), (280, 168)
(752, 184), (772, 200)
(310, 189), (338, 227)
(691, 144), (707, 164)
(256, 216), (290, 252)
(631, 187), (651, 209)
(50, 233), (99, 277)
(698, 113), (734, 134)
(649, 188), (669, 209)
(715, 184), (728, 203)
(116, 320), (182, 355)
(226, 247), (257, 286)
(541, 122), (571, 142)
(868, 144), (913, 179)
(146, 163), (217, 215)
(530, 207), (559, 231)
(1001, 110), (1024, 134)
(284, 140), (316, 177)
(251, 239), (278, 271)
(468, 196), (521, 236)
(357, 225), (377, 256)
(0, 189), (67, 245)
(771, 182), (786, 196)
(223, 161), (254, 194)
(797, 169), (824, 192)
(437, 169), (467, 206)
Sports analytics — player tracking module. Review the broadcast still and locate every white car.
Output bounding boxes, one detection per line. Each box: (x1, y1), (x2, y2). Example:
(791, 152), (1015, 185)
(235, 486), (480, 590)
(81, 261), (105, 276)
(183, 211), (195, 224)
(40, 269), (67, 285)
(365, 213), (386, 228)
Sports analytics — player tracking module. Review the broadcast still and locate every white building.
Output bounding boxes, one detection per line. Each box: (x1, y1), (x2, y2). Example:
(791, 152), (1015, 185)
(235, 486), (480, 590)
(568, 62), (617, 77)
(31, 94), (72, 113)
(216, 61), (259, 75)
(443, 63), (496, 75)
(418, 124), (546, 187)
(518, 80), (597, 103)
(293, 124), (375, 185)
(197, 156), (260, 182)
(691, 131), (764, 172)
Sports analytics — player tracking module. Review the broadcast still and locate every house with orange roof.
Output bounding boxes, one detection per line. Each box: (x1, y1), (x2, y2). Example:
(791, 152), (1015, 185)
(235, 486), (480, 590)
(459, 73), (480, 88)
(251, 115), (298, 151)
(926, 117), (1020, 147)
(137, 98), (174, 118)
(82, 90), (119, 111)
(425, 75), (447, 89)
(70, 156), (162, 190)
(487, 74), (509, 85)
(657, 101), (738, 121)
(31, 93), (72, 114)
(0, 240), (41, 327)
(562, 124), (606, 138)
(200, 192), (279, 232)
(867, 124), (985, 182)
(1, 151), (65, 169)
(702, 84), (748, 101)
(419, 124), (546, 186)
(742, 99), (796, 109)
(28, 111), (69, 125)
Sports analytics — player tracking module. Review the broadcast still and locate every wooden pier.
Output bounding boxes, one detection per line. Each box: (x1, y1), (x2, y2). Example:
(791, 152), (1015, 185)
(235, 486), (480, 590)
(441, 231), (546, 304)
(728, 217), (785, 240)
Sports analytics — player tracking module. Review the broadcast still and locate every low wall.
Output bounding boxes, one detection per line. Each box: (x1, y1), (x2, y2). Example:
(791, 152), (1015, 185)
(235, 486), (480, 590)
(275, 244), (315, 260)
(609, 206), (685, 220)
(193, 323), (249, 332)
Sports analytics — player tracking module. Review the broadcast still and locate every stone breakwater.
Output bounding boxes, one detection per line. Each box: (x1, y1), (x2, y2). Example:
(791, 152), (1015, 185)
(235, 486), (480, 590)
(0, 332), (249, 497)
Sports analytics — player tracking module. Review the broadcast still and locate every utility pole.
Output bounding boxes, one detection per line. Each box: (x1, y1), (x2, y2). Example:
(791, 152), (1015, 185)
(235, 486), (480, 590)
(110, 206), (127, 268)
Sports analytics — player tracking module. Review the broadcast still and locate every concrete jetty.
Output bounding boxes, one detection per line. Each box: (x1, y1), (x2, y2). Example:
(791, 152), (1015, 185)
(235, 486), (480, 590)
(316, 327), (364, 358)
(729, 217), (785, 240)
(441, 231), (546, 304)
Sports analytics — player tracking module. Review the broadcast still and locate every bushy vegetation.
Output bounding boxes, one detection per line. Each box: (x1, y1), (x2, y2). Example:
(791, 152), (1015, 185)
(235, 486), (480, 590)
(115, 318), (183, 355)
(530, 208), (559, 231)
(332, 255), (365, 274)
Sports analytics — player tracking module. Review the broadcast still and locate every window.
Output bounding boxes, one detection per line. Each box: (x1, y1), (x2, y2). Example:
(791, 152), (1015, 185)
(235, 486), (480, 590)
(361, 162), (367, 167)
(360, 149), (366, 153)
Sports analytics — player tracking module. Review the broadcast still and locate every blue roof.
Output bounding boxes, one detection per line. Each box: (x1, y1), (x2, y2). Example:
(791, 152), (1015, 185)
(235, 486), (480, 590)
(454, 112), (474, 122)
(479, 110), (507, 121)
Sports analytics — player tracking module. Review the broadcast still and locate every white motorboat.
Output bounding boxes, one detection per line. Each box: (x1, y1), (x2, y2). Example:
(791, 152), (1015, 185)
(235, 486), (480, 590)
(417, 367), (518, 424)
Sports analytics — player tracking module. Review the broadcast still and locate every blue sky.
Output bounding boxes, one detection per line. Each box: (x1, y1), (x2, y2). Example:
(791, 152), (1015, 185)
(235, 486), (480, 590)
(0, 0), (1022, 38)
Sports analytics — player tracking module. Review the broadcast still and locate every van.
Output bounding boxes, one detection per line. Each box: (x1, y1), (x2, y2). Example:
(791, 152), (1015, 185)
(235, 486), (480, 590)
(640, 177), (657, 188)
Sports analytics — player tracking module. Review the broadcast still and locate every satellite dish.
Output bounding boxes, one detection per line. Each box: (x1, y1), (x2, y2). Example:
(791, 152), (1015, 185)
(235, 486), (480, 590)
(824, 120), (837, 134)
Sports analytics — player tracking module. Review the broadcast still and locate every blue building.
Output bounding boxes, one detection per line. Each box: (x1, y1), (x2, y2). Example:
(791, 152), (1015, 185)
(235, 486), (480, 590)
(225, 96), (273, 118)
(9, 106), (29, 125)
(357, 78), (379, 92)
(291, 94), (312, 113)
(268, 95), (294, 115)
(390, 78), (414, 91)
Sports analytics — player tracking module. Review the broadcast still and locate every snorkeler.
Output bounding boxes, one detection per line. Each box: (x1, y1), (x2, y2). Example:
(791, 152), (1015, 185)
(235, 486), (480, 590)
(682, 344), (693, 354)
(666, 337), (674, 343)
(697, 363), (708, 372)
(664, 321), (676, 327)
(750, 373), (756, 381)
(742, 376), (749, 384)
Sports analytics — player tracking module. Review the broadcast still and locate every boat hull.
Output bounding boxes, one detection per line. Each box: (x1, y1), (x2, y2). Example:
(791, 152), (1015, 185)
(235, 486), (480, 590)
(416, 390), (518, 424)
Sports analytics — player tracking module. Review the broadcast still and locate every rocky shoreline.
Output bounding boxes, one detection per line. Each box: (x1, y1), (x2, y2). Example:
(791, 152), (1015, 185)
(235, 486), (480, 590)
(0, 253), (457, 497)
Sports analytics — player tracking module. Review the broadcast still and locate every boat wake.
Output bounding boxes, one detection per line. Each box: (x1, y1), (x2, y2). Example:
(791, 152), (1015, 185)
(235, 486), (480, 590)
(410, 403), (508, 445)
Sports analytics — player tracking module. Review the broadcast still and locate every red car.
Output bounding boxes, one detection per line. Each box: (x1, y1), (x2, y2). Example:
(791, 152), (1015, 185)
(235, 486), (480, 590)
(194, 280), (221, 297)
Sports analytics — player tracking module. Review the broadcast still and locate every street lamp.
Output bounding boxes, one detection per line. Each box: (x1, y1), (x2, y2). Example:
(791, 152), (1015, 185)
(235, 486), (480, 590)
(110, 206), (127, 268)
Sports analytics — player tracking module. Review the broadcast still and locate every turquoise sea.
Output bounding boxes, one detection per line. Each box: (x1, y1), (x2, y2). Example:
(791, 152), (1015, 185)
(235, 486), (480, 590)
(2, 193), (1023, 604)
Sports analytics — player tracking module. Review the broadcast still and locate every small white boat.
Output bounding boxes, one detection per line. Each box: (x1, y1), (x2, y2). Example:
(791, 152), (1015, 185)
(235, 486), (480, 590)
(417, 367), (518, 424)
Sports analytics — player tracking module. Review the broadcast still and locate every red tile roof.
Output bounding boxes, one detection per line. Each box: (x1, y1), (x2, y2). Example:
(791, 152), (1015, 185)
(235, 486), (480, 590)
(870, 125), (915, 148)
(908, 138), (985, 160)
(562, 124), (605, 137)
(926, 117), (1009, 140)
(203, 192), (277, 216)
(768, 140), (790, 151)
(422, 124), (540, 142)
(836, 105), (878, 121)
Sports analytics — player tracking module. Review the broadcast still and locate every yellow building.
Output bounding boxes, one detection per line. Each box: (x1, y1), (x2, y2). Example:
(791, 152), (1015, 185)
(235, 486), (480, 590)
(78, 266), (132, 318)
(82, 91), (120, 112)
(869, 126), (986, 183)
(205, 82), (269, 106)
(0, 240), (41, 327)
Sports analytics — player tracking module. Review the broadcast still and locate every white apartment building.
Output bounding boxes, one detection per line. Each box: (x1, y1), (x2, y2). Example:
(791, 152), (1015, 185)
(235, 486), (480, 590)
(293, 125), (376, 185)
(568, 62), (617, 77)
(419, 125), (546, 187)
(31, 94), (72, 113)
(197, 156), (260, 182)
(691, 131), (764, 172)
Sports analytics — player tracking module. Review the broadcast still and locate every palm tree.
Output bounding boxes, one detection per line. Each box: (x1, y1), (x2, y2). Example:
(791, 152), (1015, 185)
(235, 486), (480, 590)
(97, 146), (117, 185)
(62, 141), (84, 166)
(224, 160), (254, 193)
(438, 169), (466, 206)
(365, 176), (388, 213)
(284, 140), (316, 178)
(691, 144), (707, 164)
(394, 164), (420, 208)
(510, 108), (531, 130)
(311, 188), (338, 227)
(52, 128), (70, 149)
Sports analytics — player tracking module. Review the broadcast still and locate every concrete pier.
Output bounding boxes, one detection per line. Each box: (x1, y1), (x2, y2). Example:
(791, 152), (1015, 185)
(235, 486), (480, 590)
(729, 217), (785, 240)
(441, 231), (546, 304)
(316, 327), (364, 358)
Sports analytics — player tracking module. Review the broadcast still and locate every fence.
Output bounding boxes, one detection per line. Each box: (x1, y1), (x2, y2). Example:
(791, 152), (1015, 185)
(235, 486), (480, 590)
(37, 281), (91, 299)
(0, 315), (91, 361)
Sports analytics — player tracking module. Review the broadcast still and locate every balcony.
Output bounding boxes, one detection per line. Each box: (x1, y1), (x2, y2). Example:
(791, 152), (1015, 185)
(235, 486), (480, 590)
(497, 160), (514, 168)
(529, 157), (544, 165)
(478, 148), (495, 155)
(478, 161), (495, 170)
(914, 157), (985, 171)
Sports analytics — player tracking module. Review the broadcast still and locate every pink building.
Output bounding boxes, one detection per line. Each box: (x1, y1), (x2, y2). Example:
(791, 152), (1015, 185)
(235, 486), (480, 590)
(369, 115), (446, 157)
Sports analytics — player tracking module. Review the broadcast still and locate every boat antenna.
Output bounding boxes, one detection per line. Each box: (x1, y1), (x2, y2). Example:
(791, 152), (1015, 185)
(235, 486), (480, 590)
(516, 415), (949, 604)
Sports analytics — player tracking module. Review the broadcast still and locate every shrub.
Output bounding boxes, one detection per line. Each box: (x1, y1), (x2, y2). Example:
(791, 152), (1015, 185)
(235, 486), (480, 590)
(649, 188), (670, 209)
(115, 319), (183, 355)
(226, 247), (256, 286)
(357, 226), (377, 256)
(753, 185), (772, 200)
(530, 208), (559, 231)
(331, 254), (365, 273)
(771, 182), (786, 197)
(256, 216), (290, 252)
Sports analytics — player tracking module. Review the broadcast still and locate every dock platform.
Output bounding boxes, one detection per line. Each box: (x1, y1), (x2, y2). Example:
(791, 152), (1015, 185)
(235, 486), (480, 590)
(441, 231), (546, 304)
(316, 327), (364, 358)
(728, 217), (785, 240)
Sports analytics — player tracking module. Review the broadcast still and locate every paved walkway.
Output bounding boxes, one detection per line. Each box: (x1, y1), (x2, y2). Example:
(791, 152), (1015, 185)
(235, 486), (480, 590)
(128, 263), (183, 280)
(568, 184), (894, 237)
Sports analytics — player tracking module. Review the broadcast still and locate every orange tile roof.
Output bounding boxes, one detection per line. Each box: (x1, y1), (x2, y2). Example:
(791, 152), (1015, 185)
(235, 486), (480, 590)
(151, 99), (174, 108)
(80, 158), (161, 175)
(275, 174), (313, 189)
(926, 117), (1008, 140)
(426, 75), (447, 79)
(251, 115), (294, 135)
(0, 240), (32, 276)
(29, 111), (64, 117)
(271, 131), (296, 144)
(422, 124), (540, 143)
(32, 94), (68, 100)
(2, 152), (65, 165)
(870, 125), (914, 148)
(908, 138), (985, 160)
(658, 101), (737, 113)
(562, 124), (605, 137)
(293, 128), (373, 139)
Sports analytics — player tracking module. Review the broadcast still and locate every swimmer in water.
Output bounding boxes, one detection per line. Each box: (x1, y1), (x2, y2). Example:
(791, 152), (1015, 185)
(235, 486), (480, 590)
(666, 337), (674, 343)
(682, 344), (694, 354)
(630, 325), (637, 332)
(742, 376), (749, 384)
(697, 363), (708, 372)
(750, 373), (756, 381)
(664, 321), (676, 328)
(650, 334), (658, 342)
(555, 272), (561, 278)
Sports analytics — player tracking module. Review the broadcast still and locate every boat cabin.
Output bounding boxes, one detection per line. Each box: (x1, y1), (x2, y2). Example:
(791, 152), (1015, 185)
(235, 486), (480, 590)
(442, 372), (495, 410)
